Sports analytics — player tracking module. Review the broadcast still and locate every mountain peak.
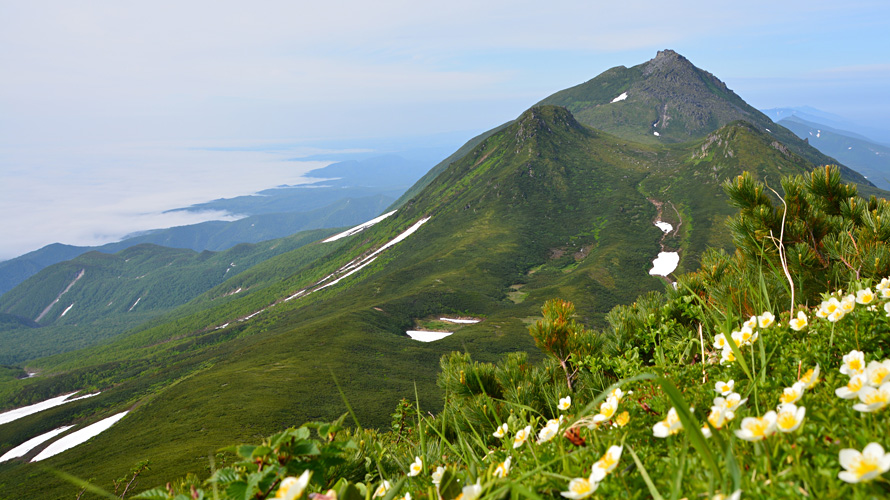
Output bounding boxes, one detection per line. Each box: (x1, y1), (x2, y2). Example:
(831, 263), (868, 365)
(643, 49), (691, 75)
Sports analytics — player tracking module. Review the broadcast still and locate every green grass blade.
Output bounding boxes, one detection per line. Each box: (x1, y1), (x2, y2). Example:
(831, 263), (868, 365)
(627, 445), (665, 500)
(657, 377), (721, 480)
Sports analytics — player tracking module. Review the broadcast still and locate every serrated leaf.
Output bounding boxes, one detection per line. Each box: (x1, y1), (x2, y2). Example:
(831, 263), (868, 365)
(132, 487), (172, 500)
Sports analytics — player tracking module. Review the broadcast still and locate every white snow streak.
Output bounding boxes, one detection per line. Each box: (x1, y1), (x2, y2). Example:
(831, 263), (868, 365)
(406, 331), (453, 342)
(610, 92), (628, 103)
(0, 426), (74, 462)
(128, 297), (142, 311)
(439, 318), (481, 324)
(0, 392), (101, 426)
(323, 210), (398, 242)
(32, 411), (128, 461)
(60, 303), (74, 318)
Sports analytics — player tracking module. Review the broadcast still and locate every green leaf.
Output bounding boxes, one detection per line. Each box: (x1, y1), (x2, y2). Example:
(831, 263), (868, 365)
(438, 469), (463, 500)
(627, 445), (665, 500)
(131, 487), (172, 500)
(338, 482), (364, 500)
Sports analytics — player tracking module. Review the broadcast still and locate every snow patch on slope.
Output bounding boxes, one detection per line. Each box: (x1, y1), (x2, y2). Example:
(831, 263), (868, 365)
(407, 331), (453, 342)
(610, 92), (628, 103)
(0, 392), (101, 426)
(324, 210), (398, 242)
(649, 252), (680, 276)
(60, 303), (74, 318)
(32, 411), (128, 461)
(0, 426), (74, 462)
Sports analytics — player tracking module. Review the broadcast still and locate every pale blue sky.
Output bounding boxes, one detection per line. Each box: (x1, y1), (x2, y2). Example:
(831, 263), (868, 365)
(1, 0), (888, 259)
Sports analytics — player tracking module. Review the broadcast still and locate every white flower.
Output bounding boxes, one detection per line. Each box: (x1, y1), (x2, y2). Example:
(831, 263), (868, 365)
(836, 373), (868, 399)
(758, 311), (775, 329)
(743, 315), (758, 330)
(732, 329), (756, 347)
(866, 360), (890, 387)
(857, 288), (875, 304)
(537, 419), (560, 444)
(883, 287), (890, 299)
(590, 445), (622, 482)
(560, 476), (599, 499)
(841, 294), (856, 313)
(818, 297), (841, 318)
(799, 365), (820, 389)
(493, 422), (508, 438)
(493, 456), (511, 478)
(408, 456), (423, 477)
(593, 397), (619, 424)
(558, 396), (572, 411)
(706, 406), (730, 431)
(431, 466), (445, 485)
(789, 311), (808, 331)
(720, 346), (737, 365)
(372, 480), (392, 498)
(779, 382), (805, 405)
(885, 301), (890, 317)
(734, 411), (777, 441)
(775, 404), (806, 433)
(841, 350), (866, 376)
(275, 470), (312, 500)
(877, 277), (890, 291)
(715, 380), (734, 396)
(459, 481), (482, 500)
(609, 387), (625, 402)
(827, 309), (845, 322)
(715, 392), (747, 413)
(853, 383), (890, 412)
(838, 443), (890, 483)
(653, 407), (683, 438)
(513, 426), (531, 449)
(713, 333), (728, 350)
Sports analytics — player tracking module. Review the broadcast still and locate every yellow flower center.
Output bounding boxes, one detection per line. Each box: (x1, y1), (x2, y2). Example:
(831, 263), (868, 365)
(862, 292), (874, 303)
(800, 369), (814, 385)
(571, 479), (592, 495)
(848, 377), (864, 392)
(871, 367), (889, 385)
(777, 412), (797, 430)
(708, 410), (723, 429)
(780, 390), (800, 404)
(864, 391), (888, 406)
(745, 418), (769, 437)
(599, 401), (617, 418)
(616, 411), (630, 427)
(598, 451), (617, 470)
(851, 455), (881, 479)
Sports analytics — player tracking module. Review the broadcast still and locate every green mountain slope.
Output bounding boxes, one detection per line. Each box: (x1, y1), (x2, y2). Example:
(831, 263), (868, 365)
(394, 51), (874, 209)
(0, 104), (835, 498)
(0, 228), (339, 364)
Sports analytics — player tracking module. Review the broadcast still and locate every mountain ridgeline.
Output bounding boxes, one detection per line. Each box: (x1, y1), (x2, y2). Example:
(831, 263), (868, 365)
(0, 50), (886, 498)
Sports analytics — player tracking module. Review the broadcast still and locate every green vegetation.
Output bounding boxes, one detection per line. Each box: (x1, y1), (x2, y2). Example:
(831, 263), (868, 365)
(130, 167), (890, 500)
(0, 228), (339, 363)
(0, 104), (870, 498)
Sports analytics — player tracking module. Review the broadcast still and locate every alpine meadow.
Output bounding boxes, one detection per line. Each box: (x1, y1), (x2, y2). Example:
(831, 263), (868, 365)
(2, 49), (890, 500)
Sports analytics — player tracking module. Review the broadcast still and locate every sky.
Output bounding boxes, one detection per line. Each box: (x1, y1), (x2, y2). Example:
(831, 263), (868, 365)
(1, 0), (889, 260)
